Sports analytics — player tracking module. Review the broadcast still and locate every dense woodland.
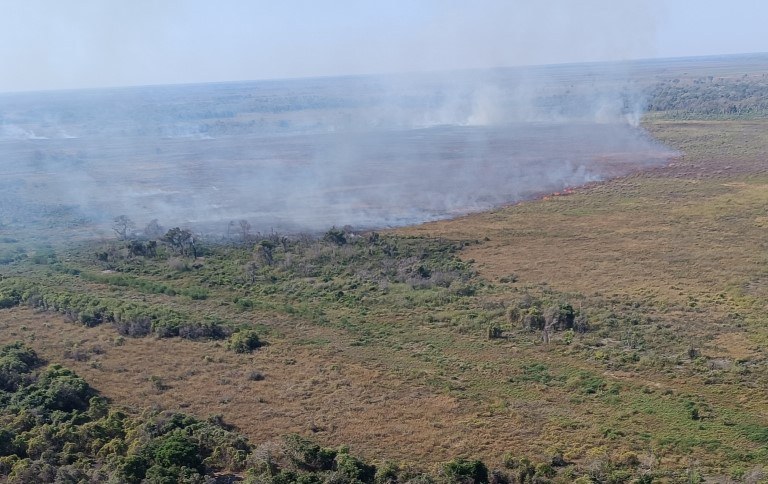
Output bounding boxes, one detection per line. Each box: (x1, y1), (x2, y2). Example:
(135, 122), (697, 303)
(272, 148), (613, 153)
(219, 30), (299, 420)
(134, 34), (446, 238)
(646, 75), (768, 118)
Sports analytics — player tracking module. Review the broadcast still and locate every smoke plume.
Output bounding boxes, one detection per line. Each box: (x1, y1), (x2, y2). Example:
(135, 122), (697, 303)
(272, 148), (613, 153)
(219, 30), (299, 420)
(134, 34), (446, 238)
(0, 63), (672, 240)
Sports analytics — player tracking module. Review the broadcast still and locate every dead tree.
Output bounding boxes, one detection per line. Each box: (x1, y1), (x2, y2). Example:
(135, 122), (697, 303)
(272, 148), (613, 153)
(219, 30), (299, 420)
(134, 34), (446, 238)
(112, 215), (135, 240)
(239, 220), (252, 243)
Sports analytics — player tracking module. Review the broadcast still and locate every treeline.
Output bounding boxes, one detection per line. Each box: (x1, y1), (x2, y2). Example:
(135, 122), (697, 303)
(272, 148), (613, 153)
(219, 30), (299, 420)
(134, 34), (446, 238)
(0, 278), (228, 340)
(646, 76), (768, 118)
(0, 342), (650, 483)
(0, 341), (251, 482)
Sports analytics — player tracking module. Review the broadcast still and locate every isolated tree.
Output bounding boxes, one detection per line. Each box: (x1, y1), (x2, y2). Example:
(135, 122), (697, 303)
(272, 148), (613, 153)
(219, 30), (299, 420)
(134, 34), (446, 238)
(146, 240), (157, 257)
(127, 240), (158, 258)
(112, 215), (135, 240)
(144, 219), (164, 238)
(238, 220), (251, 243)
(244, 261), (259, 283)
(162, 227), (195, 257)
(127, 240), (145, 257)
(258, 240), (276, 266)
(323, 227), (347, 246)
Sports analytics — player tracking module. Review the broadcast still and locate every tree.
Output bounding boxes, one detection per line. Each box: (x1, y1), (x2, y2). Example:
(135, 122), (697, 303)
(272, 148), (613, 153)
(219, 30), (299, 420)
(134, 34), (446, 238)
(442, 458), (489, 483)
(143, 219), (164, 238)
(112, 215), (135, 240)
(258, 240), (276, 266)
(227, 330), (262, 354)
(324, 227), (347, 246)
(162, 228), (195, 257)
(244, 261), (259, 284)
(238, 220), (251, 243)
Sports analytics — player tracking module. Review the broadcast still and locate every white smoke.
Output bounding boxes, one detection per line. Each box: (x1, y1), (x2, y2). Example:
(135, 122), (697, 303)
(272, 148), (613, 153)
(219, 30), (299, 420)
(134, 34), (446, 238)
(0, 64), (673, 239)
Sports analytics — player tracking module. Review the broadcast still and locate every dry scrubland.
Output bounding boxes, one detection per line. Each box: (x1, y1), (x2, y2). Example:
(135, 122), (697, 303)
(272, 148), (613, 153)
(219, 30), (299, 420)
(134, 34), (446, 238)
(404, 118), (768, 324)
(3, 52), (768, 480)
(398, 118), (768, 469)
(0, 117), (767, 481)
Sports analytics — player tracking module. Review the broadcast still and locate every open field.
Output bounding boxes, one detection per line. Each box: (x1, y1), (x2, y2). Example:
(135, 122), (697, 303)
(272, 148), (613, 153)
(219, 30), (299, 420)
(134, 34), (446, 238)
(1, 117), (767, 481)
(1, 55), (767, 482)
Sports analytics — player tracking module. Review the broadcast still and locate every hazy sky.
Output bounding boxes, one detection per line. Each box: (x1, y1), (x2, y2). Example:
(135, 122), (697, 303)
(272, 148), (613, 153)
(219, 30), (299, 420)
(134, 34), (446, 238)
(1, 0), (766, 92)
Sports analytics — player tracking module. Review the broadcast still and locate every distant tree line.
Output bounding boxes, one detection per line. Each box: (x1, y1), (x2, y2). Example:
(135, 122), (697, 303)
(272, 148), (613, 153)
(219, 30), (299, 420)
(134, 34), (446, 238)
(646, 75), (768, 117)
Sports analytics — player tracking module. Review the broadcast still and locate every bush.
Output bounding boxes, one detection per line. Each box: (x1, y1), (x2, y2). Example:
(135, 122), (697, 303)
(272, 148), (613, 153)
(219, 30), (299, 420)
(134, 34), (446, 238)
(283, 434), (337, 472)
(323, 227), (347, 246)
(374, 462), (400, 483)
(247, 371), (265, 381)
(227, 330), (262, 354)
(0, 295), (19, 309)
(17, 364), (95, 414)
(152, 431), (203, 471)
(522, 307), (544, 330)
(535, 462), (556, 478)
(487, 325), (503, 339)
(335, 451), (376, 482)
(442, 458), (489, 483)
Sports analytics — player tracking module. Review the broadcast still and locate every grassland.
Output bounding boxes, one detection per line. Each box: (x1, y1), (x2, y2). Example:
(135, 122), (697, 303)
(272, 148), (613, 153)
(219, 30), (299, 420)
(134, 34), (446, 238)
(398, 118), (768, 476)
(2, 99), (768, 482)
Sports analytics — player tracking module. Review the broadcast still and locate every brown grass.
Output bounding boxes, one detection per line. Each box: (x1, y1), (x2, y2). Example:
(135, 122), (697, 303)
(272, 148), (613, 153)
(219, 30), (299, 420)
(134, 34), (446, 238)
(1, 306), (549, 466)
(2, 119), (768, 472)
(398, 120), (768, 310)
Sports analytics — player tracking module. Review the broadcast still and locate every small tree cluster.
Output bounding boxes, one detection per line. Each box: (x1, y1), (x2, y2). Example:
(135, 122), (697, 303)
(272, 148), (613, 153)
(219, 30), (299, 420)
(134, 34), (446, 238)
(227, 329), (262, 353)
(162, 227), (196, 257)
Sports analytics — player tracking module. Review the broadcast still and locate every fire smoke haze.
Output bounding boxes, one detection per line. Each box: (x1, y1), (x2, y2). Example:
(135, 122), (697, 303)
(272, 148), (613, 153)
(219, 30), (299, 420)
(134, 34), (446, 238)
(0, 67), (672, 236)
(2, 0), (761, 237)
(1, 1), (767, 93)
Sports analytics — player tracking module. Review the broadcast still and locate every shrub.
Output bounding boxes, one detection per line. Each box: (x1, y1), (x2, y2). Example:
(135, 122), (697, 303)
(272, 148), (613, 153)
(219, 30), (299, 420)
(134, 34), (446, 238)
(335, 451), (376, 482)
(522, 307), (545, 330)
(283, 434), (337, 472)
(247, 371), (265, 381)
(227, 330), (262, 354)
(323, 227), (347, 246)
(535, 462), (556, 478)
(487, 325), (503, 339)
(442, 458), (489, 483)
(17, 364), (95, 414)
(119, 455), (149, 483)
(574, 314), (590, 333)
(374, 462), (400, 483)
(152, 431), (203, 471)
(0, 342), (42, 390)
(0, 295), (19, 309)
(563, 329), (575, 344)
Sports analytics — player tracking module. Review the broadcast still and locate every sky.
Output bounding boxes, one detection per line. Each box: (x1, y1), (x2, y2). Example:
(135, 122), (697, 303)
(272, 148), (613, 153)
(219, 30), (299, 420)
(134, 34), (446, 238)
(1, 0), (767, 92)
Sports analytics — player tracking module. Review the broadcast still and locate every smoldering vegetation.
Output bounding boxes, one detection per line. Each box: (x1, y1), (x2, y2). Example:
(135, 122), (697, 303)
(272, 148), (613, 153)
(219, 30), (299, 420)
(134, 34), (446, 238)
(0, 62), (674, 241)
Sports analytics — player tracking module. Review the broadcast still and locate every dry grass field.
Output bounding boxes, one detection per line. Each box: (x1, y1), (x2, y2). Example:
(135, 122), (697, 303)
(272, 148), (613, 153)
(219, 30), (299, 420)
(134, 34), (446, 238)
(0, 118), (767, 480)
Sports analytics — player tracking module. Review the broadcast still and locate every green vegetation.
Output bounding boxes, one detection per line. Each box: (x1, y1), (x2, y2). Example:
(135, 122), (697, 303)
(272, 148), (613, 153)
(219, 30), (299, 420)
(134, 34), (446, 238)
(0, 342), (644, 483)
(647, 74), (768, 118)
(227, 329), (262, 354)
(3, 66), (768, 480)
(3, 220), (766, 480)
(0, 277), (229, 339)
(0, 342), (251, 482)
